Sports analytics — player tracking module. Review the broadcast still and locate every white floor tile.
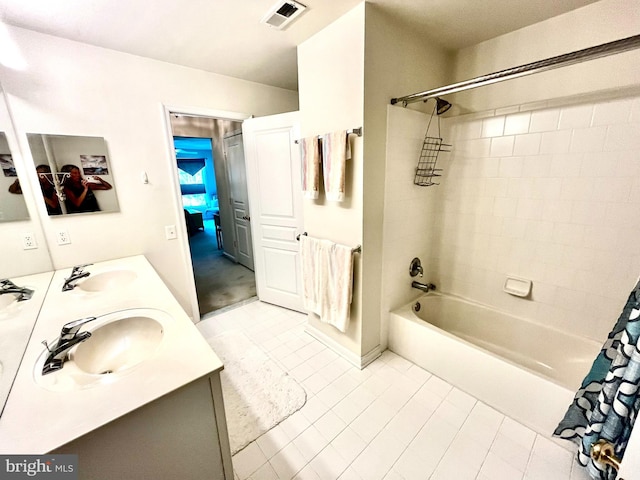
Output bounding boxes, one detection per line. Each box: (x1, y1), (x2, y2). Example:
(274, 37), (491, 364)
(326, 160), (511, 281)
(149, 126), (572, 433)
(309, 444), (350, 480)
(200, 302), (581, 480)
(313, 410), (347, 442)
(279, 411), (312, 440)
(479, 451), (525, 480)
(256, 424), (292, 459)
(292, 425), (329, 462)
(233, 442), (268, 480)
(330, 427), (367, 465)
(269, 443), (308, 480)
(350, 429), (407, 480)
(248, 461), (278, 480)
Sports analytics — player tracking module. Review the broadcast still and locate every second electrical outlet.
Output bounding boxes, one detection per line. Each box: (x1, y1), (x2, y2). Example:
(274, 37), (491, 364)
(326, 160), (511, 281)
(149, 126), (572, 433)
(57, 229), (71, 245)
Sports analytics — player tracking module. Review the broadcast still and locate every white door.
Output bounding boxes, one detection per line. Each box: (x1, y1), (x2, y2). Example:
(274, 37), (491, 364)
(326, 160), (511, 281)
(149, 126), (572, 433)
(224, 132), (254, 271)
(242, 112), (304, 312)
(618, 425), (640, 479)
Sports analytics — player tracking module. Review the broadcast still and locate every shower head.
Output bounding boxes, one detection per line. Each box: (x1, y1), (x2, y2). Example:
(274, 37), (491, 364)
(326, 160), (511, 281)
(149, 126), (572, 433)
(435, 97), (452, 115)
(424, 96), (452, 115)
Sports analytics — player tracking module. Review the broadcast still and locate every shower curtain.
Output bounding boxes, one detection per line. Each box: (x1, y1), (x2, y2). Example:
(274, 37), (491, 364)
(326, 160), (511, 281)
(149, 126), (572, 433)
(554, 279), (640, 480)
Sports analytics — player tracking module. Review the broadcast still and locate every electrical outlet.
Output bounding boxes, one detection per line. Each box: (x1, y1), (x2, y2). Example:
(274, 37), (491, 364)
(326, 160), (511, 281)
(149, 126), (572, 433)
(22, 233), (38, 250)
(165, 225), (177, 240)
(57, 229), (71, 245)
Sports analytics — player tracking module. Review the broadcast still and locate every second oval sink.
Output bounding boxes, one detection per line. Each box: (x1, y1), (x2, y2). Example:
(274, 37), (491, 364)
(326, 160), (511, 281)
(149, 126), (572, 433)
(77, 270), (138, 293)
(72, 315), (164, 375)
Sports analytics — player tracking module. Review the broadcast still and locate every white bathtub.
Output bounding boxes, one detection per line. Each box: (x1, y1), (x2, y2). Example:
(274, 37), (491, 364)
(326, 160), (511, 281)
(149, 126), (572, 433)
(388, 292), (601, 436)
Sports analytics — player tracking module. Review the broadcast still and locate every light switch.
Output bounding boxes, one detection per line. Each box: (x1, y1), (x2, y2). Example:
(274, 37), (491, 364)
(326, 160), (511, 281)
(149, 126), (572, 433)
(165, 225), (177, 240)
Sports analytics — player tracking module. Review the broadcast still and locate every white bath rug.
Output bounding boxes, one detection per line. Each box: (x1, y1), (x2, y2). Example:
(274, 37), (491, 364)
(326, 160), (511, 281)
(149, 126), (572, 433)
(206, 331), (307, 454)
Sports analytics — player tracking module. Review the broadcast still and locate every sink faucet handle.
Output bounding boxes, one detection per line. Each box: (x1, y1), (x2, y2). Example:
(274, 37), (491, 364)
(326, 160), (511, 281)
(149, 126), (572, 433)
(0, 278), (16, 288)
(72, 263), (92, 273)
(61, 316), (97, 337)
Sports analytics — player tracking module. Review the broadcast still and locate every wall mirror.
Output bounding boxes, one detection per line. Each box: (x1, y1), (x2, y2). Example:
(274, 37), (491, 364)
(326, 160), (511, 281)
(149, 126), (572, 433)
(0, 132), (30, 222)
(26, 133), (119, 215)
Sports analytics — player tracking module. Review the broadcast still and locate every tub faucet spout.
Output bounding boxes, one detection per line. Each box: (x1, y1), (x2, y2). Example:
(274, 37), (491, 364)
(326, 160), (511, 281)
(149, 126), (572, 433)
(412, 281), (436, 293)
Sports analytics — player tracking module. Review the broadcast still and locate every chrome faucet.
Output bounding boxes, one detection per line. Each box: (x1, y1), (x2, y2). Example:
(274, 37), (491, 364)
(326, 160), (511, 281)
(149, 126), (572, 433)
(412, 281), (436, 293)
(0, 278), (34, 301)
(62, 263), (92, 291)
(41, 316), (96, 375)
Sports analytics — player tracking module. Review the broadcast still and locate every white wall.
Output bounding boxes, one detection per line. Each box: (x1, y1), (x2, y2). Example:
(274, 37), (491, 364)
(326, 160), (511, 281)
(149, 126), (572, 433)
(297, 3), (366, 356)
(452, 0), (640, 113)
(0, 90), (53, 277)
(364, 5), (451, 352)
(0, 24), (298, 312)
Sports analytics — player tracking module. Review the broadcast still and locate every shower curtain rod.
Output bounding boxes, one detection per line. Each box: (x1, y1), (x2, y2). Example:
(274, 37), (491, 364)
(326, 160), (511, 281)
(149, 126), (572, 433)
(390, 33), (640, 107)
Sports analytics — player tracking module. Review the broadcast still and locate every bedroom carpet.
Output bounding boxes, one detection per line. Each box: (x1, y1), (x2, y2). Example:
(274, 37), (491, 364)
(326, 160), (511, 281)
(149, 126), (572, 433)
(188, 219), (257, 315)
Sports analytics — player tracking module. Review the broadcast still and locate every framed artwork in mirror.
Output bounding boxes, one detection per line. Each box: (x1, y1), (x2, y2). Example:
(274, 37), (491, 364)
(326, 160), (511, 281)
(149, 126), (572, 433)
(0, 131), (30, 222)
(26, 134), (119, 216)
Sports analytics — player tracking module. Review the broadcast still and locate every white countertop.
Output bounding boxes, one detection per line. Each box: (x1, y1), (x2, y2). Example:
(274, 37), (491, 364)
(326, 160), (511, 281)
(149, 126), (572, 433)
(0, 271), (54, 417)
(0, 255), (223, 453)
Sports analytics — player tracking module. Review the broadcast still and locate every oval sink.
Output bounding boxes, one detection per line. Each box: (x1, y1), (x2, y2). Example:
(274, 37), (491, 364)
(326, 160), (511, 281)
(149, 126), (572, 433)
(0, 294), (18, 312)
(34, 308), (171, 391)
(72, 315), (163, 375)
(77, 270), (138, 292)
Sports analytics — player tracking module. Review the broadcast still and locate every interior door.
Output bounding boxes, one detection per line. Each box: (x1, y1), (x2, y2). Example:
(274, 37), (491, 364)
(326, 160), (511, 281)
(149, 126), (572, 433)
(242, 111), (304, 312)
(223, 132), (254, 271)
(618, 426), (640, 479)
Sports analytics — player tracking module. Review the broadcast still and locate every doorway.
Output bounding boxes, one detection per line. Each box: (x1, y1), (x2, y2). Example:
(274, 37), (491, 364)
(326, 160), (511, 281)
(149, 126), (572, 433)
(169, 113), (257, 317)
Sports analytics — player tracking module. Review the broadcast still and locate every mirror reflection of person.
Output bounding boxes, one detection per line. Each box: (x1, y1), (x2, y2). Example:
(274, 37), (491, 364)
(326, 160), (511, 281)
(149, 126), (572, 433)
(8, 178), (22, 194)
(60, 164), (112, 214)
(36, 164), (62, 216)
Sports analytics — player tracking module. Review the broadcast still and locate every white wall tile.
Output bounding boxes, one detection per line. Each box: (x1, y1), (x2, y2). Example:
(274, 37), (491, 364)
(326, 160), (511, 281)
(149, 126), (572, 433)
(529, 109), (559, 132)
(540, 130), (572, 154)
(482, 116), (505, 137)
(504, 112), (531, 135)
(513, 133), (541, 156)
(490, 136), (515, 157)
(569, 126), (607, 153)
(592, 99), (632, 126)
(558, 104), (594, 129)
(604, 123), (640, 151)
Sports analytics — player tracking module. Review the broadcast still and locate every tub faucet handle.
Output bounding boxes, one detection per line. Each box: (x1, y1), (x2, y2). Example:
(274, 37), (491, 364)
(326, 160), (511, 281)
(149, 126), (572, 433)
(409, 258), (424, 277)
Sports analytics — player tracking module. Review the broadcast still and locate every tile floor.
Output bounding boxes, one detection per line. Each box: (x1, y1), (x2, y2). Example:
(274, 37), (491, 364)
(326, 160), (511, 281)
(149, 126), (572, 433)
(197, 300), (590, 480)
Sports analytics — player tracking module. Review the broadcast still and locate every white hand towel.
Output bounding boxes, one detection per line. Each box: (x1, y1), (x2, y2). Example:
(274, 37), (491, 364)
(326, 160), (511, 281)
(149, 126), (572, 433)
(300, 235), (354, 333)
(300, 136), (321, 199)
(321, 130), (351, 202)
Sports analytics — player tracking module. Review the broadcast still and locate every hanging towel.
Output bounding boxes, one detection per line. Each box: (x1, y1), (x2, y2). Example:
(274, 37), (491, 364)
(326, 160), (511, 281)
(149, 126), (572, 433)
(554, 278), (640, 480)
(322, 130), (351, 202)
(299, 136), (321, 199)
(300, 235), (354, 333)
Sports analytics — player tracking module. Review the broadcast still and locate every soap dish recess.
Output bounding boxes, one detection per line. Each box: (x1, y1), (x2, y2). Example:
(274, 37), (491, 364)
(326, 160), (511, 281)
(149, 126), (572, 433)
(503, 276), (531, 297)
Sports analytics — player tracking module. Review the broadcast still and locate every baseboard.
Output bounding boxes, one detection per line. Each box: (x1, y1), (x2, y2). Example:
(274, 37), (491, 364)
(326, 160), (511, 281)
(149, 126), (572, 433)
(304, 323), (382, 369)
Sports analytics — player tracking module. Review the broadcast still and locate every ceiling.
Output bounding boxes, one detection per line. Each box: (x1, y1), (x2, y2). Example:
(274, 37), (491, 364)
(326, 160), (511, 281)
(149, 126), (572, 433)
(0, 0), (601, 91)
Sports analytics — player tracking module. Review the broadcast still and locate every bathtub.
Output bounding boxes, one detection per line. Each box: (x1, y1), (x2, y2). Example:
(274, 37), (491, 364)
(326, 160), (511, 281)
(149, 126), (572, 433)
(388, 292), (602, 436)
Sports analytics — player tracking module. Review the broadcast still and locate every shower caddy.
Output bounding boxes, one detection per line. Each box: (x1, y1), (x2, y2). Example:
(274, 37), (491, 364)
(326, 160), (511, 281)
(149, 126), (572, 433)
(414, 106), (451, 187)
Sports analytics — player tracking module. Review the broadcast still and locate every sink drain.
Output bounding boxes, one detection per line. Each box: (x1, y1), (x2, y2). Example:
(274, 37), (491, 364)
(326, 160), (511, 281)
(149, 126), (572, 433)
(100, 370), (114, 375)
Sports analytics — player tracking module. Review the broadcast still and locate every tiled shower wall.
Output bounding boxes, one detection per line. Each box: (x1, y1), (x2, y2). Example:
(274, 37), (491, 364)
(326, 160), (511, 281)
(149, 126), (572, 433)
(383, 93), (640, 343)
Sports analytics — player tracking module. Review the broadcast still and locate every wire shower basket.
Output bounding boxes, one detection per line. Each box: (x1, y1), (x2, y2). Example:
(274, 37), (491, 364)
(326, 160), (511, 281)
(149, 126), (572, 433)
(414, 107), (452, 186)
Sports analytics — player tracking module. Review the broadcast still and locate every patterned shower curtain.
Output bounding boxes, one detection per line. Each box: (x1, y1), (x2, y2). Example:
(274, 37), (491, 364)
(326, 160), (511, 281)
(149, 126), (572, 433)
(554, 279), (640, 480)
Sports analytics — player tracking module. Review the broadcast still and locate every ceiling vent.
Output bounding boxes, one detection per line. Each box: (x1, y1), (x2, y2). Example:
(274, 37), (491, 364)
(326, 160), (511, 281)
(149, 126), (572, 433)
(261, 1), (307, 30)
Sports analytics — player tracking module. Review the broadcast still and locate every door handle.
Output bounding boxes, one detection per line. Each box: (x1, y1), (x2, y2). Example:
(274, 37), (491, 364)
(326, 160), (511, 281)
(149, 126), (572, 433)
(591, 440), (621, 472)
(242, 215), (251, 221)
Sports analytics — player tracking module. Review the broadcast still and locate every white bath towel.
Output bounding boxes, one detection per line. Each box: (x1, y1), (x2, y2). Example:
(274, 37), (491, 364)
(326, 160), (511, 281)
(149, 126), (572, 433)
(300, 235), (354, 333)
(299, 136), (321, 199)
(321, 130), (351, 202)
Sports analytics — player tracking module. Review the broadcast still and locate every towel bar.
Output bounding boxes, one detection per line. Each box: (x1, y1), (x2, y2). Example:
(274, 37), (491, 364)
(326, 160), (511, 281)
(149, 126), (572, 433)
(296, 232), (361, 254)
(294, 127), (362, 144)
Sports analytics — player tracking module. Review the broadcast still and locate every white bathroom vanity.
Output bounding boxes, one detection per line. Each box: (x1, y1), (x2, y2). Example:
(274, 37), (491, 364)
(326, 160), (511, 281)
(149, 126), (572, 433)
(0, 255), (232, 479)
